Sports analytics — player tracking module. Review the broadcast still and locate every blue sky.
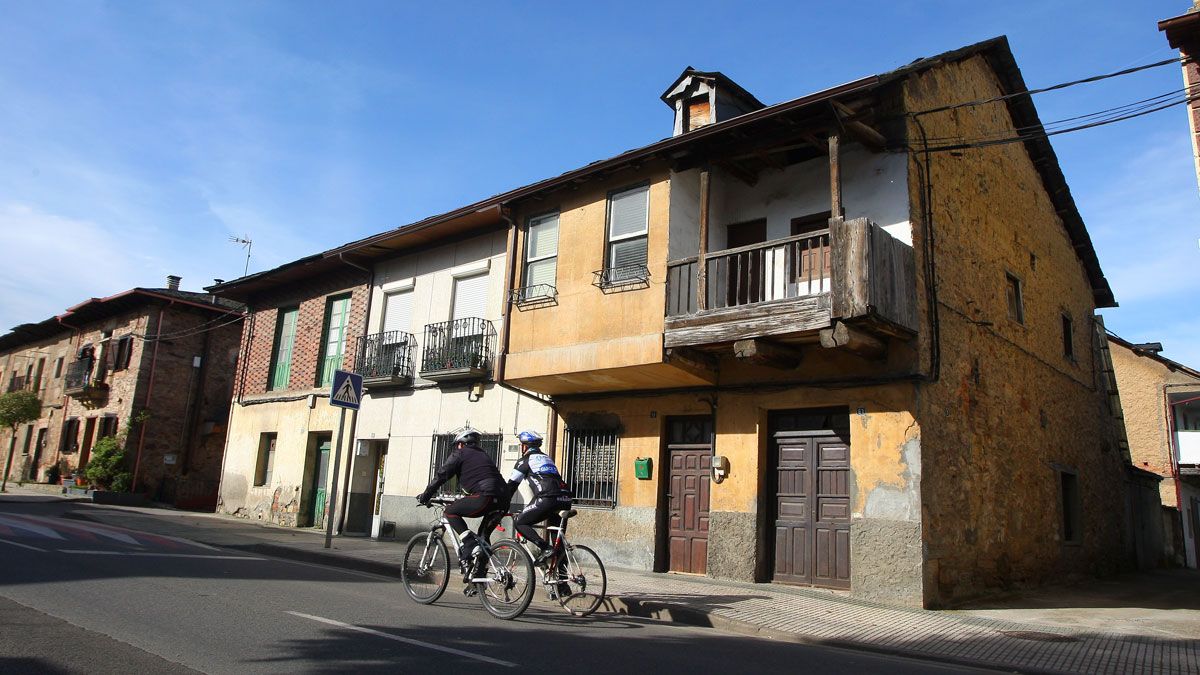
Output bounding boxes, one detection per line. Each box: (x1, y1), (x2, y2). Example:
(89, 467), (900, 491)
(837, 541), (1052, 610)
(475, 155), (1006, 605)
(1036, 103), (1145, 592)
(1, 1), (1197, 365)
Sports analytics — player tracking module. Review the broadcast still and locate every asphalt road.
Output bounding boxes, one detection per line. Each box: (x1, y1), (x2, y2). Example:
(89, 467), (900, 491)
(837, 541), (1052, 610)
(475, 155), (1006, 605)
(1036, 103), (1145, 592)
(0, 495), (997, 674)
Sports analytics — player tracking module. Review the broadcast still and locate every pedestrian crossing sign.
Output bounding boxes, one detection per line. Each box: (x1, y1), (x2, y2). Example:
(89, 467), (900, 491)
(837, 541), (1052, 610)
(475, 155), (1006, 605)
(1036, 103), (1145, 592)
(329, 370), (363, 410)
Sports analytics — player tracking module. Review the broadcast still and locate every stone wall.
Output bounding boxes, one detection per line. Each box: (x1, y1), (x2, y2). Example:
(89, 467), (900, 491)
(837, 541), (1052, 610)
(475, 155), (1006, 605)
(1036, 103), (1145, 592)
(902, 54), (1128, 606)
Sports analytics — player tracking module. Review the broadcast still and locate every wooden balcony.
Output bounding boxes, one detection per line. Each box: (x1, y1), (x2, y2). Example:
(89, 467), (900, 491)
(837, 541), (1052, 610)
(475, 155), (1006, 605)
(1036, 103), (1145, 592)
(664, 217), (916, 354)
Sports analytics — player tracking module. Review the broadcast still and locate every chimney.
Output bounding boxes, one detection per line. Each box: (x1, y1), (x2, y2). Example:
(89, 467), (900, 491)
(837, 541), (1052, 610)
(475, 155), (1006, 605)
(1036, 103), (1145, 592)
(166, 275), (181, 291)
(661, 67), (765, 137)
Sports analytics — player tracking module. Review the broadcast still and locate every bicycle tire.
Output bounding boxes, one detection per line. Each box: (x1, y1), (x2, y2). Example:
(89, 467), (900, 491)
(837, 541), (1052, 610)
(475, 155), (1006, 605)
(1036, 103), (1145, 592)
(476, 538), (535, 620)
(401, 531), (450, 604)
(556, 544), (607, 617)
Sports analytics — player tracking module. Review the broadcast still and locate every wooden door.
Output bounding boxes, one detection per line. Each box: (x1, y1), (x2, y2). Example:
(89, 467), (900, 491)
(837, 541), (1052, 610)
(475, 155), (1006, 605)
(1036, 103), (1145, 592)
(667, 417), (712, 574)
(308, 436), (332, 528)
(772, 418), (851, 589)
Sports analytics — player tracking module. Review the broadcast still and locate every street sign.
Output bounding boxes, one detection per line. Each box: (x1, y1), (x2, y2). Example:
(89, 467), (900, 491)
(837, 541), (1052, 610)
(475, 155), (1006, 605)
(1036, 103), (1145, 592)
(329, 370), (363, 411)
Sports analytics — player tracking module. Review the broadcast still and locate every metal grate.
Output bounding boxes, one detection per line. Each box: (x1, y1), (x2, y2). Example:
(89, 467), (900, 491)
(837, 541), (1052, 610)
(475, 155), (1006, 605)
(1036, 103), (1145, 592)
(563, 428), (619, 508)
(420, 318), (495, 376)
(509, 284), (558, 306)
(428, 432), (503, 498)
(593, 265), (650, 292)
(354, 330), (416, 381)
(63, 359), (93, 392)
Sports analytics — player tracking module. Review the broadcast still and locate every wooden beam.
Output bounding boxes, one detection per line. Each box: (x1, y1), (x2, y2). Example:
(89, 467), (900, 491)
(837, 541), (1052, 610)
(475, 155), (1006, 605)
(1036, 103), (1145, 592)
(819, 321), (885, 359)
(697, 168), (711, 312)
(665, 347), (718, 373)
(717, 160), (758, 186)
(733, 339), (802, 369)
(829, 135), (843, 217)
(831, 100), (888, 151)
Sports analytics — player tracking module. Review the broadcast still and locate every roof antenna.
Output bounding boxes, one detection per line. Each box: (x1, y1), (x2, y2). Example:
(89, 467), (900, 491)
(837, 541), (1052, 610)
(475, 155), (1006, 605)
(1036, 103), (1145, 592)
(229, 235), (253, 276)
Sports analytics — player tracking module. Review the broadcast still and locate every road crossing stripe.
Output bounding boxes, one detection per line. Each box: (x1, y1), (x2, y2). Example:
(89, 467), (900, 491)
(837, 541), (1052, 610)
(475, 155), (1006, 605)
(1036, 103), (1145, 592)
(0, 515), (65, 539)
(0, 538), (46, 552)
(56, 550), (266, 560)
(59, 515), (218, 550)
(286, 611), (519, 667)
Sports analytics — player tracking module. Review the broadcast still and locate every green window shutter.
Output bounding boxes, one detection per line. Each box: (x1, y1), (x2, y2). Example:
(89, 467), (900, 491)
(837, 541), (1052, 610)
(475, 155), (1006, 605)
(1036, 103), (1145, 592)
(269, 307), (298, 390)
(318, 295), (352, 387)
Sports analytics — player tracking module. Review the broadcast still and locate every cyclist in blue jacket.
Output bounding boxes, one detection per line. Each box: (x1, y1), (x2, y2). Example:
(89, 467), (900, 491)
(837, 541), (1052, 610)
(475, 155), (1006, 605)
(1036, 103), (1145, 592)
(504, 430), (572, 564)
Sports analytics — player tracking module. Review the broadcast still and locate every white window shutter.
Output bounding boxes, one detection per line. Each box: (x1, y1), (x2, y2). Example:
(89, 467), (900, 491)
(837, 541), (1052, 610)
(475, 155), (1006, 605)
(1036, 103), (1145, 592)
(382, 290), (413, 335)
(527, 214), (559, 259)
(452, 273), (489, 320)
(609, 186), (649, 239)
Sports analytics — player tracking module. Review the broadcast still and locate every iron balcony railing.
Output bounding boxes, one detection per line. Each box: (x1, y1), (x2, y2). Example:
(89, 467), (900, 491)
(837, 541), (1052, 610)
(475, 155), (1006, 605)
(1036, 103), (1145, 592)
(420, 317), (495, 379)
(666, 230), (831, 316)
(6, 375), (30, 393)
(354, 330), (416, 382)
(63, 359), (93, 392)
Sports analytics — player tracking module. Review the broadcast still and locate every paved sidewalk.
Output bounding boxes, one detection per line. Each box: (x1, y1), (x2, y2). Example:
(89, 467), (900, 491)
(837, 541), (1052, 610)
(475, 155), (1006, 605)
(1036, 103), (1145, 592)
(6, 485), (1198, 674)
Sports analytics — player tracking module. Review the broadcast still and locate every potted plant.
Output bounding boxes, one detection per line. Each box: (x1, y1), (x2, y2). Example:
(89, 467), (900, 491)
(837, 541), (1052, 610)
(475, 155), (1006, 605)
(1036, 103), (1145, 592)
(85, 436), (144, 506)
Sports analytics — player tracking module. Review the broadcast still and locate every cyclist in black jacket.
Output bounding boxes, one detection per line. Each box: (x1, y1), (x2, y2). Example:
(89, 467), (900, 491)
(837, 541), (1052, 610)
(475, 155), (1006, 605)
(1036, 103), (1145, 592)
(505, 430), (572, 564)
(416, 428), (506, 568)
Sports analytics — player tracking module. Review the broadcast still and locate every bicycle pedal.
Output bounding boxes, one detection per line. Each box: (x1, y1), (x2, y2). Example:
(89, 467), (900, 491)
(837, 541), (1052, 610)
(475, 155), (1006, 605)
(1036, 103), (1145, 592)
(463, 586), (478, 598)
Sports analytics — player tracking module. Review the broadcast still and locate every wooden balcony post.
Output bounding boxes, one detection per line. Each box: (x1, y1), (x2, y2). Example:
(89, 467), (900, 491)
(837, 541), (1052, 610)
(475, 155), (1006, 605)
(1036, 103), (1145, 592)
(697, 167), (711, 311)
(829, 134), (842, 217)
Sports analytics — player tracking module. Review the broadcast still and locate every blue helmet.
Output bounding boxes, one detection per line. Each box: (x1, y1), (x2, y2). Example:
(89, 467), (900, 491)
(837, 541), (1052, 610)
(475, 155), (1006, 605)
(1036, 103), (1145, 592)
(517, 430), (543, 447)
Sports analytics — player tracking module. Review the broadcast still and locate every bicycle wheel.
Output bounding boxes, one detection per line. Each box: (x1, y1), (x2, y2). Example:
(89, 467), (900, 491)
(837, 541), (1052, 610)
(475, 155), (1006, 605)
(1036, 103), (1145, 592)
(476, 538), (535, 620)
(401, 531), (450, 604)
(556, 544), (607, 617)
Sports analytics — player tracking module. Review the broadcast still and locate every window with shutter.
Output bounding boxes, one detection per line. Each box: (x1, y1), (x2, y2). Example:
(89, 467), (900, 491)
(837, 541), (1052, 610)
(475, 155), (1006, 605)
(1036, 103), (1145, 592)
(382, 290), (413, 338)
(522, 213), (559, 299)
(318, 295), (352, 387)
(269, 307), (299, 390)
(452, 273), (489, 321)
(604, 184), (650, 284)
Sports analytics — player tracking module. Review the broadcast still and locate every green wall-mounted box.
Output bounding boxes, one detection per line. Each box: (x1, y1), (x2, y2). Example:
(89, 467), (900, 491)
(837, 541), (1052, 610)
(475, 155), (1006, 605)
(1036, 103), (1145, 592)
(634, 457), (652, 480)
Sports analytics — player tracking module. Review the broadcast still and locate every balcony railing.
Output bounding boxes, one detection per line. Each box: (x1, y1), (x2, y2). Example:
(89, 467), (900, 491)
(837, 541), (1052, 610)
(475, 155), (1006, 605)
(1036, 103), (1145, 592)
(666, 231), (830, 317)
(6, 375), (30, 393)
(354, 330), (416, 386)
(419, 318), (495, 382)
(63, 358), (107, 399)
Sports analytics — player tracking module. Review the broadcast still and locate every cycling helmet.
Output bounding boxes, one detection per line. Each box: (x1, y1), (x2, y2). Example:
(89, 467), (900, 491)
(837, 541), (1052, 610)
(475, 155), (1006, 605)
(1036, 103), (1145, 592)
(453, 427), (482, 445)
(517, 430), (543, 448)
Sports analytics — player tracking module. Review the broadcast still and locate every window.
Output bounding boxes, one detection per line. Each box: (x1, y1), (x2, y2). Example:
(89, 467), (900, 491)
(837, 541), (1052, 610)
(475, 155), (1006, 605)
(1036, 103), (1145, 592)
(520, 212), (559, 300)
(1005, 272), (1024, 324)
(255, 433), (277, 486)
(563, 428), (619, 508)
(1058, 469), (1081, 545)
(452, 273), (489, 321)
(269, 307), (299, 390)
(382, 290), (413, 336)
(603, 185), (650, 284)
(428, 432), (502, 497)
(54, 357), (63, 378)
(34, 358), (45, 391)
(21, 425), (33, 455)
(60, 418), (80, 454)
(97, 415), (119, 440)
(112, 336), (134, 371)
(318, 295), (353, 388)
(1061, 313), (1075, 361)
(685, 95), (710, 132)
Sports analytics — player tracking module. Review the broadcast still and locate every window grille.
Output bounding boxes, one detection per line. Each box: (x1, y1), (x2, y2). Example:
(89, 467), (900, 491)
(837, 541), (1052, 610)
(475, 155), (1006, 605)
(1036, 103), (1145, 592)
(563, 428), (619, 508)
(428, 432), (503, 497)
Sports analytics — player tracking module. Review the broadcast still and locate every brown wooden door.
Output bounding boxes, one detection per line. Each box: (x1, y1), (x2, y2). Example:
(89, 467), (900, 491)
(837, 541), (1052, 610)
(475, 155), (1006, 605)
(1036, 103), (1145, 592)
(772, 425), (851, 589)
(667, 417), (712, 574)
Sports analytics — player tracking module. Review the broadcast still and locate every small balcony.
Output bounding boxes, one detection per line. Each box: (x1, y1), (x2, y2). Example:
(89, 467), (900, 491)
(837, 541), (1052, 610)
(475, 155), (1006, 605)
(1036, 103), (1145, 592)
(63, 359), (108, 401)
(419, 318), (495, 382)
(664, 217), (917, 354)
(6, 375), (30, 393)
(354, 330), (416, 389)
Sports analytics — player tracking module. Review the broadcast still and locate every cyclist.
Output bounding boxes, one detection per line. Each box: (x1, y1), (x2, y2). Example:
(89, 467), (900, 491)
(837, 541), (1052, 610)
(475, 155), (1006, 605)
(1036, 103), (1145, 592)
(416, 428), (507, 576)
(504, 430), (572, 565)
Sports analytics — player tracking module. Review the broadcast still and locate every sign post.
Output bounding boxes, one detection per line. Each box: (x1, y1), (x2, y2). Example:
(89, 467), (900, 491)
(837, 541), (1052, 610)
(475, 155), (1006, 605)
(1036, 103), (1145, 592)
(325, 369), (363, 549)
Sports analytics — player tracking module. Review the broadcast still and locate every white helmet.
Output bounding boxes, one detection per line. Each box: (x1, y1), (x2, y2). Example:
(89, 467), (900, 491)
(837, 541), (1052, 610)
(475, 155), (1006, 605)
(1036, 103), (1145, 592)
(453, 428), (482, 445)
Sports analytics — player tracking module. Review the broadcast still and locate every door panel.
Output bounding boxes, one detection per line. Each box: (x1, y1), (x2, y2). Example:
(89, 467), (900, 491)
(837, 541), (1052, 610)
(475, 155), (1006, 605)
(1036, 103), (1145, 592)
(307, 436), (332, 528)
(666, 417), (713, 575)
(771, 421), (851, 589)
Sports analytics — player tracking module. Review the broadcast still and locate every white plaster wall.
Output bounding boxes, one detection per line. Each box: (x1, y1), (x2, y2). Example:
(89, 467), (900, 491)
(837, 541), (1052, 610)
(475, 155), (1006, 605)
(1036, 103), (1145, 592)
(667, 144), (911, 257)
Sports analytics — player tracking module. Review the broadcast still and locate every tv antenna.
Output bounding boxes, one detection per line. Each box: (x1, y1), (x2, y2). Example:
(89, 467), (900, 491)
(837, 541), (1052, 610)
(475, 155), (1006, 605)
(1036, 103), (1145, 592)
(229, 235), (253, 276)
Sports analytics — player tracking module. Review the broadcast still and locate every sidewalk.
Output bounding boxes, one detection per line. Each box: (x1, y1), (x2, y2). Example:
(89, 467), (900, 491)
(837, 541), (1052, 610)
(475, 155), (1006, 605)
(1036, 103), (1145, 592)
(7, 484), (1199, 674)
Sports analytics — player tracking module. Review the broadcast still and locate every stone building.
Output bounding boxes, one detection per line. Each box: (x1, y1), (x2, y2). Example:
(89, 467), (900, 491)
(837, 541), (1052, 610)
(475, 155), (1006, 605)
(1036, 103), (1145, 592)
(0, 278), (243, 509)
(1108, 335), (1200, 568)
(208, 256), (369, 528)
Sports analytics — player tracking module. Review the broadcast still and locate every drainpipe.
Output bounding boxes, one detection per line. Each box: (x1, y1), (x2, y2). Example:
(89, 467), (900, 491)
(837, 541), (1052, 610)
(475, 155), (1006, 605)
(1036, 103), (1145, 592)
(133, 303), (171, 491)
(335, 253), (373, 535)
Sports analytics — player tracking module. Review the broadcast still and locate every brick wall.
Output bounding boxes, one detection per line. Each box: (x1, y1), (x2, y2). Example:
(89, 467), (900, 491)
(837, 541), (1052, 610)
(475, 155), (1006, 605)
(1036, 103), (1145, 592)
(236, 268), (370, 398)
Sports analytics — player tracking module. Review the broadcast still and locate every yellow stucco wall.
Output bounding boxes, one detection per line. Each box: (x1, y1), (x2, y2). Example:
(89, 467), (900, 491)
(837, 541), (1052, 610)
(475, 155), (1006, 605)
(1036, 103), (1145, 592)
(1110, 340), (1200, 508)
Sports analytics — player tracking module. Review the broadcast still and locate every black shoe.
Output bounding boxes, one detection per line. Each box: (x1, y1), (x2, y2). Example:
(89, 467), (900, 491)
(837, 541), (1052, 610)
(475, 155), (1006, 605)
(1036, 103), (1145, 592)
(533, 548), (554, 566)
(463, 585), (478, 598)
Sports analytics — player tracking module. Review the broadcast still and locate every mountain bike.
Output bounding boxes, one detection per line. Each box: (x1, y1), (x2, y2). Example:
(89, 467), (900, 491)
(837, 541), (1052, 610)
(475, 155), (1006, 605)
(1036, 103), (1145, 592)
(401, 497), (535, 620)
(491, 506), (607, 617)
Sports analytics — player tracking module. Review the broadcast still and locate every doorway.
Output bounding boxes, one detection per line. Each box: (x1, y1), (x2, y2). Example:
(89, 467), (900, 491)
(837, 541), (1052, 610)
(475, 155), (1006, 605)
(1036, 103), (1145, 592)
(769, 409), (851, 589)
(30, 428), (46, 481)
(79, 418), (97, 468)
(303, 433), (332, 528)
(664, 416), (713, 574)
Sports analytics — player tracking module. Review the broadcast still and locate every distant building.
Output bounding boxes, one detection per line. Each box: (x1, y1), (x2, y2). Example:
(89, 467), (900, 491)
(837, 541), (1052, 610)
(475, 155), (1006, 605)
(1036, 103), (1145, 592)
(0, 277), (243, 509)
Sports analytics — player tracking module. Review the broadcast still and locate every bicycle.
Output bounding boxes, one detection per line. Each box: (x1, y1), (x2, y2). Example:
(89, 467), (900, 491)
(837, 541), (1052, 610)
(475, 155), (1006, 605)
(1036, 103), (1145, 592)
(490, 506), (607, 617)
(401, 497), (535, 620)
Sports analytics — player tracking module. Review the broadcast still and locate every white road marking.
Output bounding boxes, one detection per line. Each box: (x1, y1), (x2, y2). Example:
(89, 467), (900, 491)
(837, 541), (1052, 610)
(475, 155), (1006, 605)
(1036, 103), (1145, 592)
(0, 515), (65, 539)
(0, 538), (46, 552)
(286, 611), (519, 668)
(57, 550), (266, 560)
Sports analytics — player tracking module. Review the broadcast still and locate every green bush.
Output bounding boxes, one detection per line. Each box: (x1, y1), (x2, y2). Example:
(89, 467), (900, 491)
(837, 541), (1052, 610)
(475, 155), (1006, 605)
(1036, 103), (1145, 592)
(83, 436), (128, 491)
(46, 464), (61, 485)
(110, 472), (132, 493)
